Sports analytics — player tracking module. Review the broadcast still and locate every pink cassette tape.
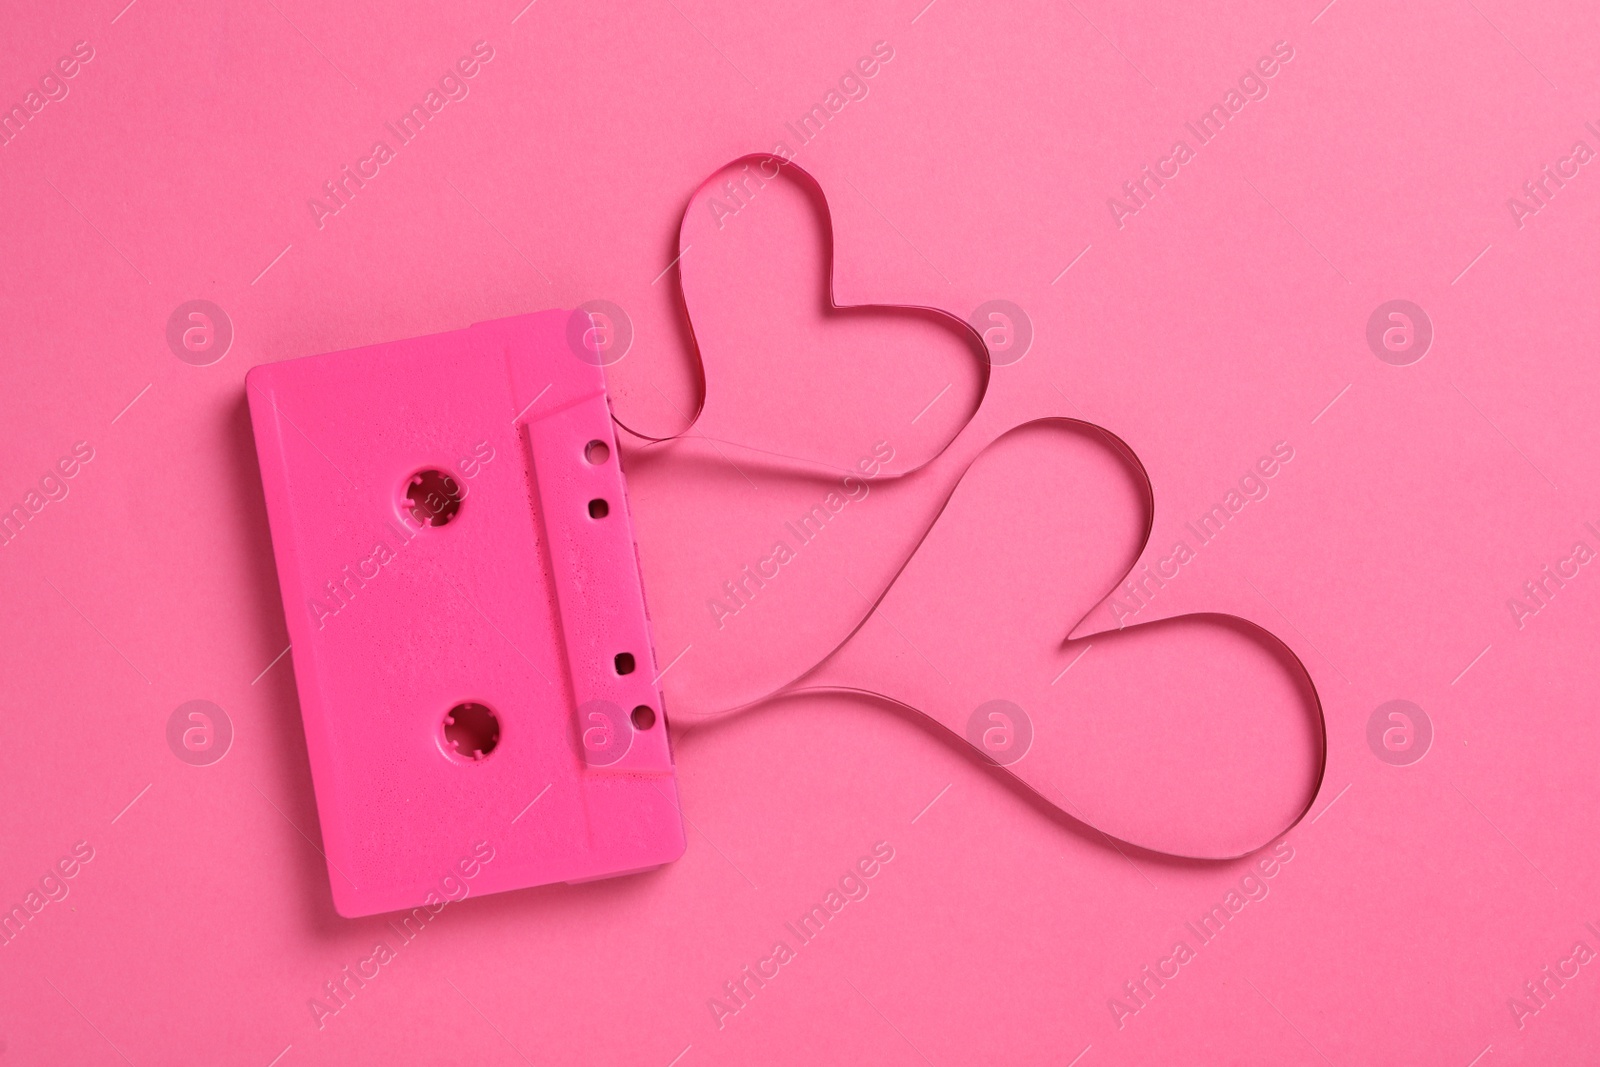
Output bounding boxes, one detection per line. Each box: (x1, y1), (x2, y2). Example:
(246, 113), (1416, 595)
(246, 310), (685, 917)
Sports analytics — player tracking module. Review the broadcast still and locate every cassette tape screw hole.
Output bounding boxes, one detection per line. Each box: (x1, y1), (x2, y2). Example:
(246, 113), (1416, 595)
(614, 653), (635, 675)
(406, 469), (463, 527)
(442, 702), (500, 761)
(588, 498), (609, 519)
(631, 705), (656, 731)
(584, 440), (610, 465)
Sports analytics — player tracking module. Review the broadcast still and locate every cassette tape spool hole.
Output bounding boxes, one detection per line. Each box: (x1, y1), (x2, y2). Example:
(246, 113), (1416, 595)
(442, 702), (500, 762)
(405, 469), (464, 527)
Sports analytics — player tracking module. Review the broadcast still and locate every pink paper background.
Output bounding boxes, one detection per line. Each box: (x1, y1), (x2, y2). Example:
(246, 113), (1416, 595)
(3, 0), (1599, 1063)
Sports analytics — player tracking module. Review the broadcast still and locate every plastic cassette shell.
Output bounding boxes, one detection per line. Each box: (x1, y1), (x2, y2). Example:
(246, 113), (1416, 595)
(246, 311), (685, 917)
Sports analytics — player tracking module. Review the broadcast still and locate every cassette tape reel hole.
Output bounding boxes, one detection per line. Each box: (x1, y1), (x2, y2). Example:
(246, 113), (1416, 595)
(405, 469), (464, 527)
(441, 702), (500, 762)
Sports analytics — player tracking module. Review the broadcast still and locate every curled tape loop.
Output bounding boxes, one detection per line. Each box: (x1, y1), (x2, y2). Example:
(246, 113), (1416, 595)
(619, 157), (1327, 861)
(611, 153), (989, 480)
